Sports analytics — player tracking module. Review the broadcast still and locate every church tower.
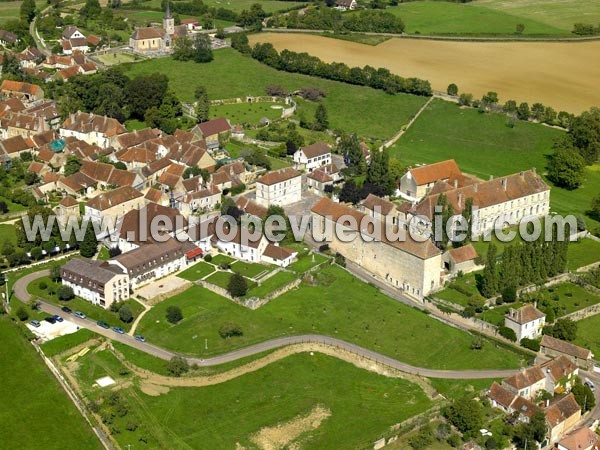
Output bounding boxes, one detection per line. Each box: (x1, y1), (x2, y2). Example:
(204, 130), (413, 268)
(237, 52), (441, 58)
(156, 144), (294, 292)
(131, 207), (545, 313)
(163, 2), (175, 35)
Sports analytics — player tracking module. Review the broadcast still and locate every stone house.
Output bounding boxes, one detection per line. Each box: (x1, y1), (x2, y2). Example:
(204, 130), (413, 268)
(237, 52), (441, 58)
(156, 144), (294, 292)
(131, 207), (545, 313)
(84, 186), (145, 224)
(255, 167), (302, 207)
(306, 163), (341, 194)
(398, 159), (461, 201)
(60, 111), (126, 148)
(293, 142), (331, 172)
(540, 335), (594, 370)
(557, 427), (600, 450)
(192, 117), (231, 151)
(310, 198), (442, 298)
(0, 80), (44, 102)
(443, 244), (479, 275)
(504, 304), (546, 342)
(216, 226), (269, 263)
(546, 394), (581, 445)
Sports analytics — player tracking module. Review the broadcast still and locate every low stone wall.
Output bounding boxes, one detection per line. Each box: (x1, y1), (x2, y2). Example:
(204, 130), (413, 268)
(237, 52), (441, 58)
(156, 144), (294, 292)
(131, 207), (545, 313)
(563, 303), (600, 322)
(197, 274), (302, 310)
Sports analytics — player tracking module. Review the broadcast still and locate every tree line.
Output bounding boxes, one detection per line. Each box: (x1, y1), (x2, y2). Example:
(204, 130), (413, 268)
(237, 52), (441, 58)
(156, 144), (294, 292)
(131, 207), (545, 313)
(479, 226), (569, 299)
(250, 42), (432, 96)
(45, 67), (195, 134)
(269, 7), (405, 34)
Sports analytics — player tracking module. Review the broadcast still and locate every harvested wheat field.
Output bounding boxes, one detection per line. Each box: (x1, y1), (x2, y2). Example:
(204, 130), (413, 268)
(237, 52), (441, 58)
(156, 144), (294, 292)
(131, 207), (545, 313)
(250, 33), (600, 113)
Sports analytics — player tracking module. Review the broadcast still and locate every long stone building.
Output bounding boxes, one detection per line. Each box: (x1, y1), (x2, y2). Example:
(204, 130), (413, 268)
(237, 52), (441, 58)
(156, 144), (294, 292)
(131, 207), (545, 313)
(310, 198), (442, 298)
(400, 165), (550, 238)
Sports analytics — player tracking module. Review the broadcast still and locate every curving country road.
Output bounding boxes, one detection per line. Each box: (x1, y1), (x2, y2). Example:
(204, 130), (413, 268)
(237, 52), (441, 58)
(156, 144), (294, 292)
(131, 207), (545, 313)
(14, 270), (519, 379)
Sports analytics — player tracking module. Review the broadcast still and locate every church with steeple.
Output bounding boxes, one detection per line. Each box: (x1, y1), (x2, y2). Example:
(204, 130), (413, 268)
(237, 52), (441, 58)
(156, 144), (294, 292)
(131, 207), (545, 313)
(129, 3), (186, 54)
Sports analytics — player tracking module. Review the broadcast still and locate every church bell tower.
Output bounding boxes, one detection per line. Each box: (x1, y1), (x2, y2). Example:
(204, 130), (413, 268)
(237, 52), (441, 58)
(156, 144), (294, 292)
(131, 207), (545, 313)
(163, 2), (175, 35)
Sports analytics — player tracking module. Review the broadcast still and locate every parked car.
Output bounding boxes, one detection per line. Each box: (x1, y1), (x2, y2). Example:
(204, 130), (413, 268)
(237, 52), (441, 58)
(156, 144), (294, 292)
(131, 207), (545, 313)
(61, 306), (72, 314)
(74, 311), (86, 319)
(112, 326), (125, 335)
(584, 378), (596, 392)
(53, 315), (63, 323)
(44, 316), (56, 324)
(97, 321), (110, 329)
(134, 335), (146, 343)
(29, 320), (41, 328)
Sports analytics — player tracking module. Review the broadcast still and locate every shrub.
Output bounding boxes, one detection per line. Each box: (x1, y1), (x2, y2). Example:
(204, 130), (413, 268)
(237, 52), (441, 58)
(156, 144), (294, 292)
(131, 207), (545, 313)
(204, 254), (213, 263)
(38, 281), (48, 290)
(501, 285), (517, 303)
(166, 356), (189, 377)
(334, 252), (345, 267)
(499, 326), (517, 342)
(119, 304), (134, 323)
(166, 305), (183, 324)
(218, 322), (243, 339)
(461, 306), (476, 318)
(16, 306), (28, 321)
(57, 285), (74, 301)
(470, 337), (484, 350)
(520, 338), (540, 352)
(227, 272), (248, 297)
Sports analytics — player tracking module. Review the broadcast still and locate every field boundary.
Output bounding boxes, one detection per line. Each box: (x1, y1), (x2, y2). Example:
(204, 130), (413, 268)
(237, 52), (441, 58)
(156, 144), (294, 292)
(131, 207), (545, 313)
(263, 28), (600, 43)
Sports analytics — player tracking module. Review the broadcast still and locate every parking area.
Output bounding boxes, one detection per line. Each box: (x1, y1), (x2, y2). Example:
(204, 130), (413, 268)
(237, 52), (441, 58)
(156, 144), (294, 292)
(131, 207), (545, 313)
(27, 319), (80, 342)
(284, 190), (322, 218)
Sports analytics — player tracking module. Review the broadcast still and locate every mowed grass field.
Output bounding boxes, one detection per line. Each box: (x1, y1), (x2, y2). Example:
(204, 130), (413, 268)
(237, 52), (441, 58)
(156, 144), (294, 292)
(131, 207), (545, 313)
(124, 49), (428, 139)
(0, 318), (102, 449)
(386, 0), (600, 35)
(386, 1), (565, 35)
(137, 264), (526, 369)
(575, 314), (600, 359)
(390, 99), (600, 229)
(73, 348), (432, 450)
(209, 100), (287, 125)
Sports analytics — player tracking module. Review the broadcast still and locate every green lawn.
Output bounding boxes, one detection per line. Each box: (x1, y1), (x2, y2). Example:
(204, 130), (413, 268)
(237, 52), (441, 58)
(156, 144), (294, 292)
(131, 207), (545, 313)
(575, 314), (600, 359)
(40, 328), (98, 357)
(27, 276), (145, 331)
(266, 155), (292, 170)
(429, 378), (498, 400)
(94, 52), (142, 66)
(245, 270), (299, 298)
(436, 272), (480, 308)
(202, 0), (305, 13)
(124, 118), (146, 131)
(75, 347), (433, 450)
(177, 261), (216, 281)
(204, 270), (234, 289)
(137, 265), (526, 369)
(210, 101), (287, 126)
(230, 260), (274, 279)
(97, 246), (110, 260)
(391, 99), (600, 229)
(481, 0), (600, 32)
(385, 1), (566, 35)
(567, 238), (600, 270)
(124, 49), (428, 139)
(210, 253), (236, 266)
(479, 302), (523, 326)
(0, 223), (17, 245)
(538, 282), (600, 317)
(0, 318), (102, 449)
(288, 251), (329, 273)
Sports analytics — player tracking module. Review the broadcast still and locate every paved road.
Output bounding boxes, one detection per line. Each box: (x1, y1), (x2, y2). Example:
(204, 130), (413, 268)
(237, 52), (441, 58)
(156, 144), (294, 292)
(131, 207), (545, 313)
(29, 6), (52, 57)
(15, 270), (519, 379)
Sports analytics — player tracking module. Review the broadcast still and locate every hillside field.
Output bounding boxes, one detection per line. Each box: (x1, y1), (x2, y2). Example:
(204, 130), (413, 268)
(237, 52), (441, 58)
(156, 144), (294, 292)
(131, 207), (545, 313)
(137, 264), (528, 369)
(0, 318), (102, 449)
(390, 99), (600, 229)
(70, 347), (433, 449)
(124, 49), (428, 139)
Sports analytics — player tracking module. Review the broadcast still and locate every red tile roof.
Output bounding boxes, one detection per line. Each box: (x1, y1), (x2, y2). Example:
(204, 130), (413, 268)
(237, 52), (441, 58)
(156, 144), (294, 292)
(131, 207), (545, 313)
(196, 117), (231, 137)
(447, 244), (478, 264)
(409, 159), (460, 185)
(540, 335), (593, 360)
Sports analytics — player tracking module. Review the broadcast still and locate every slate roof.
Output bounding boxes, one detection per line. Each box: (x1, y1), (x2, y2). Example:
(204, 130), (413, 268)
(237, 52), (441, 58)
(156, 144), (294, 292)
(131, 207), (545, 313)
(505, 304), (545, 325)
(256, 167), (301, 186)
(311, 198), (441, 260)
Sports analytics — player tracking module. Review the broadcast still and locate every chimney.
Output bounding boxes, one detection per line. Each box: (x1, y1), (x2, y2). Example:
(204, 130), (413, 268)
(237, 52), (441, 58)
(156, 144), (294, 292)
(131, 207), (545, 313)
(473, 183), (478, 192)
(501, 178), (507, 191)
(453, 179), (458, 189)
(532, 167), (536, 174)
(520, 171), (524, 178)
(458, 192), (462, 208)
(489, 175), (494, 180)
(545, 399), (550, 408)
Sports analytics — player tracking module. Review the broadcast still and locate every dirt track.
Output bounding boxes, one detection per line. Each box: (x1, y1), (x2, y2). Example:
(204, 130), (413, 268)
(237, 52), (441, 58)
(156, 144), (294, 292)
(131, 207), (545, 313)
(113, 343), (436, 397)
(249, 33), (600, 113)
